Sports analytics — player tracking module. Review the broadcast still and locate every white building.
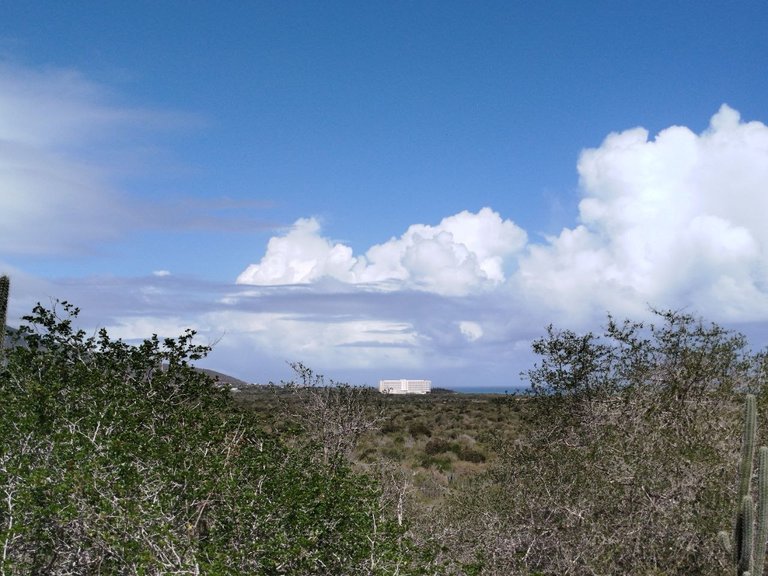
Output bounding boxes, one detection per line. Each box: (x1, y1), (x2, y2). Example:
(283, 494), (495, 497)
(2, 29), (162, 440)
(379, 379), (431, 395)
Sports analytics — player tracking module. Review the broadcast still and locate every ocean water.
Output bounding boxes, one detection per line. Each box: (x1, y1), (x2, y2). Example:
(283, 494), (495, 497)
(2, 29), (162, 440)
(448, 386), (528, 395)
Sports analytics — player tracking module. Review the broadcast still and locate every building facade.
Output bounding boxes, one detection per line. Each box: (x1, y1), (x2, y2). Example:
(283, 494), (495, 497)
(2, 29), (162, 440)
(378, 379), (431, 395)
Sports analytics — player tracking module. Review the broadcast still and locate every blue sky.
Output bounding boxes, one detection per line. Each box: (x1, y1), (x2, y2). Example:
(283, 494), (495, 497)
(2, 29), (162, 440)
(2, 2), (768, 388)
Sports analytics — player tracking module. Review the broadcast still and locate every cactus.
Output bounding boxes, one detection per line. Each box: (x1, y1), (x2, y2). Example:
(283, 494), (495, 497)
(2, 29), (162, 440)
(0, 274), (8, 354)
(755, 447), (768, 576)
(740, 396), (758, 503)
(725, 394), (768, 576)
(739, 495), (755, 575)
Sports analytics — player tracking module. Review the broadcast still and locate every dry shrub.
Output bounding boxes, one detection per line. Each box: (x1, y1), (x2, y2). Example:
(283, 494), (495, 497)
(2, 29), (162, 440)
(432, 310), (765, 575)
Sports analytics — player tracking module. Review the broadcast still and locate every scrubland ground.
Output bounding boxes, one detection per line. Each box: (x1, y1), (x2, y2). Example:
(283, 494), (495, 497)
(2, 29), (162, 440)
(235, 387), (520, 504)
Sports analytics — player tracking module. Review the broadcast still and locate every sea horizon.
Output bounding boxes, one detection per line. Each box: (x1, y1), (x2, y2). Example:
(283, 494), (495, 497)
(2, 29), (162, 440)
(446, 385), (528, 395)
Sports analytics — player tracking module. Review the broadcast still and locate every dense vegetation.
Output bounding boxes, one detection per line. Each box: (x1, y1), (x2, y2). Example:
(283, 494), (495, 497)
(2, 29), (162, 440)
(0, 286), (423, 574)
(2, 272), (768, 574)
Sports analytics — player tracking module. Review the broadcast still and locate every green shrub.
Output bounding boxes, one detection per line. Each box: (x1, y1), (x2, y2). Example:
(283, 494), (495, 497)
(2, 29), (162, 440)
(424, 438), (452, 455)
(408, 421), (432, 437)
(381, 419), (401, 433)
(419, 454), (453, 472)
(0, 301), (428, 575)
(382, 446), (406, 462)
(457, 447), (486, 463)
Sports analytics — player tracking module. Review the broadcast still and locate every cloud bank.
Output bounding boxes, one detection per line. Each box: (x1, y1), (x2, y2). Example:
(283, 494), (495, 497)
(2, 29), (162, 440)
(226, 105), (768, 382)
(239, 105), (768, 323)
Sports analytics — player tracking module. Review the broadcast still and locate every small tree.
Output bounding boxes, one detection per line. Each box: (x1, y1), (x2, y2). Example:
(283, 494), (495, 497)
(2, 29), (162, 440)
(277, 362), (386, 464)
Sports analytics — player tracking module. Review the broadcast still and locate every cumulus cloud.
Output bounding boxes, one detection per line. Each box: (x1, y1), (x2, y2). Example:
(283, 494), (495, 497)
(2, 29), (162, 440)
(515, 104), (768, 323)
(236, 102), (768, 320)
(237, 207), (527, 296)
(235, 218), (360, 285)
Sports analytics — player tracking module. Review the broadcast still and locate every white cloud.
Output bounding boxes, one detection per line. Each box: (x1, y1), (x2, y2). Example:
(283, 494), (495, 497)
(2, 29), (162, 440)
(236, 218), (360, 285)
(0, 62), (204, 256)
(458, 321), (483, 342)
(236, 103), (768, 318)
(237, 207), (527, 296)
(515, 104), (768, 324)
(203, 310), (423, 370)
(0, 64), (138, 255)
(105, 316), (196, 341)
(0, 64), (122, 148)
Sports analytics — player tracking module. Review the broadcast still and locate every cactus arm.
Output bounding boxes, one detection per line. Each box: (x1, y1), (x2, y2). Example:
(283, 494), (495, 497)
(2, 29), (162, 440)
(740, 395), (758, 503)
(0, 274), (8, 353)
(754, 447), (768, 576)
(739, 495), (755, 576)
(721, 530), (734, 555)
(735, 395), (758, 565)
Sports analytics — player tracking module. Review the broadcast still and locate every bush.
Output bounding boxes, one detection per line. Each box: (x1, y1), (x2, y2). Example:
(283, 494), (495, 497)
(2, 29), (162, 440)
(382, 446), (406, 462)
(437, 309), (761, 575)
(0, 301), (427, 575)
(278, 362), (387, 464)
(456, 447), (485, 463)
(424, 438), (452, 455)
(408, 421), (433, 438)
(418, 454), (453, 473)
(381, 419), (402, 434)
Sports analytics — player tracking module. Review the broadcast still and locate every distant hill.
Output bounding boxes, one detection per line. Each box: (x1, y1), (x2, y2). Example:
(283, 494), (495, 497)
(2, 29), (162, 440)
(195, 367), (250, 388)
(2, 325), (24, 349)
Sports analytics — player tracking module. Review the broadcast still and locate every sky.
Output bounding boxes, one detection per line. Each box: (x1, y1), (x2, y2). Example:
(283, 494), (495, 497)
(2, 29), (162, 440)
(2, 1), (768, 389)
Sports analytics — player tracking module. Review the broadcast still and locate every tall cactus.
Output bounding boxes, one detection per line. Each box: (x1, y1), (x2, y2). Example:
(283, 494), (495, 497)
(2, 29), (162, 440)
(0, 274), (8, 354)
(724, 394), (768, 576)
